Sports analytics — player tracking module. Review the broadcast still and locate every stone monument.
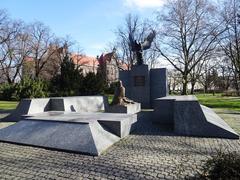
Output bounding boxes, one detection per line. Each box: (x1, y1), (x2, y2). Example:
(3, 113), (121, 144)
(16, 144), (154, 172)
(119, 30), (168, 108)
(0, 96), (139, 156)
(106, 81), (141, 114)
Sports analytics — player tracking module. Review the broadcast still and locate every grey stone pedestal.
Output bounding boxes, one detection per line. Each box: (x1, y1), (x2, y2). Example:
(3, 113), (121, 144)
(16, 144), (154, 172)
(106, 103), (141, 114)
(119, 64), (168, 108)
(130, 65), (150, 108)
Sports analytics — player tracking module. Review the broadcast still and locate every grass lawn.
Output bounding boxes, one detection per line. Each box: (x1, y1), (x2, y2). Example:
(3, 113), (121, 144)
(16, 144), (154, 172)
(196, 94), (240, 112)
(107, 94), (114, 104)
(0, 101), (18, 110)
(196, 94), (240, 134)
(214, 109), (240, 134)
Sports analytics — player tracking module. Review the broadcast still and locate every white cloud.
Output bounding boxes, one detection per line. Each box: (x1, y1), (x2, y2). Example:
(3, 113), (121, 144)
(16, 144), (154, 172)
(123, 0), (166, 9)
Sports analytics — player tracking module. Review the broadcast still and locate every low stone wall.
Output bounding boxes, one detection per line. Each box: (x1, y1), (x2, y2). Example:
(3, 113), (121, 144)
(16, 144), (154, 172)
(51, 96), (108, 112)
(2, 96), (108, 122)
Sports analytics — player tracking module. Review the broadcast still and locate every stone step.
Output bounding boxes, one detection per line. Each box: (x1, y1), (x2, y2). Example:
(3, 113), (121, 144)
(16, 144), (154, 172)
(0, 119), (120, 156)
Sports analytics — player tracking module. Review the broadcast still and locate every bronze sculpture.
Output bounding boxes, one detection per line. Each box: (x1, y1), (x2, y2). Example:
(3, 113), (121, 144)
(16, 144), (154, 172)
(129, 30), (156, 65)
(111, 81), (134, 106)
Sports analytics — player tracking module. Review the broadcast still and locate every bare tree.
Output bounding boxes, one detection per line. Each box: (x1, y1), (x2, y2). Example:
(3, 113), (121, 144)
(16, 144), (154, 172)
(27, 21), (55, 79)
(0, 19), (29, 83)
(0, 10), (76, 83)
(114, 14), (157, 69)
(219, 0), (240, 95)
(38, 38), (74, 80)
(189, 59), (205, 94)
(154, 0), (225, 94)
(0, 10), (12, 83)
(168, 69), (183, 94)
(215, 55), (233, 92)
(0, 10), (12, 45)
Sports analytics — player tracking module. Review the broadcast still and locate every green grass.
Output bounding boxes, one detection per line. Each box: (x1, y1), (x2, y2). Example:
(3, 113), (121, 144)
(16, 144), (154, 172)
(196, 94), (240, 133)
(216, 109), (240, 134)
(107, 94), (114, 104)
(0, 101), (18, 110)
(196, 94), (240, 112)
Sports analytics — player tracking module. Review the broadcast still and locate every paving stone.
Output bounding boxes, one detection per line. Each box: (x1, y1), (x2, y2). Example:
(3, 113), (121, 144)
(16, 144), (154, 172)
(0, 117), (239, 179)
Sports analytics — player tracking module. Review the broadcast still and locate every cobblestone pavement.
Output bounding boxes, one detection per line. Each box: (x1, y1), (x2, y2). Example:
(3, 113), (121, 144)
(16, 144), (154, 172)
(0, 112), (239, 180)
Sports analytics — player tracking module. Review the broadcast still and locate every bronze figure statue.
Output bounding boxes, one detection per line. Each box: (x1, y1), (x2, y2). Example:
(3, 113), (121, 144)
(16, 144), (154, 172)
(111, 81), (134, 106)
(129, 30), (156, 65)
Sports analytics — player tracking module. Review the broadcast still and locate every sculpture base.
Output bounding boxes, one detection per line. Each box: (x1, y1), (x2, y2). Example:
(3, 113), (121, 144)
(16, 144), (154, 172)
(106, 103), (141, 114)
(153, 95), (239, 139)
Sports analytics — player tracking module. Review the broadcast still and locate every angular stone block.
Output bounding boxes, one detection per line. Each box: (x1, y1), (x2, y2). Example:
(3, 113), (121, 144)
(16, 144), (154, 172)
(60, 96), (108, 112)
(153, 96), (239, 139)
(25, 112), (138, 138)
(150, 68), (168, 107)
(174, 101), (239, 139)
(98, 114), (137, 138)
(152, 99), (174, 125)
(105, 103), (141, 114)
(0, 111), (138, 155)
(0, 120), (119, 156)
(2, 96), (108, 122)
(1, 98), (50, 122)
(129, 64), (150, 108)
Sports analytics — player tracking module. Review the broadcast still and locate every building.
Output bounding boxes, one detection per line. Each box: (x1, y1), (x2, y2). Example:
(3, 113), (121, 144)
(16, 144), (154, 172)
(22, 49), (127, 84)
(98, 51), (119, 84)
(71, 54), (99, 75)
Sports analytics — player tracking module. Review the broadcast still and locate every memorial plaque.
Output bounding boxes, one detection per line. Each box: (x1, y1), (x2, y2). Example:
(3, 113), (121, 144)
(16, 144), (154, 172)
(134, 76), (145, 86)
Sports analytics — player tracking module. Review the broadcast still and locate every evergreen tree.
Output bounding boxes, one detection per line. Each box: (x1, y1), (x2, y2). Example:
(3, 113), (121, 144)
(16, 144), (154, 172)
(81, 71), (105, 95)
(51, 54), (83, 96)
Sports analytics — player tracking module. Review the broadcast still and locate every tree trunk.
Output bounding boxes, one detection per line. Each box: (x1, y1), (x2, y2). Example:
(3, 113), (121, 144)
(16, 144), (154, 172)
(7, 77), (13, 84)
(237, 73), (240, 96)
(212, 87), (215, 96)
(182, 76), (188, 95)
(190, 82), (195, 94)
(235, 78), (240, 96)
(236, 85), (240, 96)
(168, 84), (171, 94)
(233, 72), (240, 96)
(35, 65), (40, 79)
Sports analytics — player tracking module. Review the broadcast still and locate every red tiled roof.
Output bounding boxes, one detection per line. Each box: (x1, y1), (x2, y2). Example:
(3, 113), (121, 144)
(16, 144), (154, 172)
(23, 53), (128, 70)
(71, 54), (99, 67)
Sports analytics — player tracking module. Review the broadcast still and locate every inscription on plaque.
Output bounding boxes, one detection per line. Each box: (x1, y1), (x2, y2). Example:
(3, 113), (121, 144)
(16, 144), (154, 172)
(134, 76), (145, 86)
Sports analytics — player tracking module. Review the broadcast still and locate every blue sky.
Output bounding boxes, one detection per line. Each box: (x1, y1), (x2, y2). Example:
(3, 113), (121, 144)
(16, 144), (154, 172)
(1, 0), (166, 56)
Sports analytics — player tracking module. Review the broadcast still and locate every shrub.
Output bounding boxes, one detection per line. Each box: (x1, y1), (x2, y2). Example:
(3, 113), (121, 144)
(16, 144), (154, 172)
(0, 77), (49, 101)
(80, 72), (105, 95)
(200, 151), (240, 179)
(51, 55), (84, 96)
(16, 77), (49, 100)
(0, 83), (17, 100)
